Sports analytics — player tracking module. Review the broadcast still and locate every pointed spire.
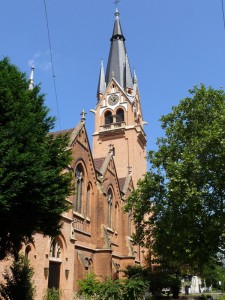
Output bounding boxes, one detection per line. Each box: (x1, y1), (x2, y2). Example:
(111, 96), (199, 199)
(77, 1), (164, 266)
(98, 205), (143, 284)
(97, 60), (106, 99)
(112, 8), (124, 39)
(105, 9), (133, 91)
(133, 69), (138, 84)
(28, 66), (34, 90)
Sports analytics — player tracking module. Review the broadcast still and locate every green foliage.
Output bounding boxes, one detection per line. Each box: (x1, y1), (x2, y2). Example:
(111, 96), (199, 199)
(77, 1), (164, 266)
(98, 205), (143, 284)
(123, 277), (148, 300)
(77, 271), (148, 300)
(77, 272), (100, 298)
(123, 264), (149, 279)
(0, 58), (72, 259)
(168, 275), (181, 299)
(125, 84), (225, 274)
(0, 255), (35, 300)
(201, 261), (225, 291)
(97, 278), (124, 300)
(216, 295), (225, 300)
(42, 288), (62, 300)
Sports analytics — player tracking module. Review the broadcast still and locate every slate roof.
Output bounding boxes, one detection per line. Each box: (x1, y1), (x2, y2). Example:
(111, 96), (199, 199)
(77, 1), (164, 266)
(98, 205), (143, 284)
(105, 9), (133, 91)
(118, 177), (126, 191)
(50, 128), (74, 137)
(93, 157), (105, 173)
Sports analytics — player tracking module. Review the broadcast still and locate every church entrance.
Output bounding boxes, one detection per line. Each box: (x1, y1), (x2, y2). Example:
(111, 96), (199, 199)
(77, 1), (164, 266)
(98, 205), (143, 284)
(48, 261), (61, 289)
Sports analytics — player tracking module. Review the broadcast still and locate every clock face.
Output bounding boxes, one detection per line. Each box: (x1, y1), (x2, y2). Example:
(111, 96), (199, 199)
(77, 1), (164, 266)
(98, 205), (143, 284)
(108, 94), (119, 106)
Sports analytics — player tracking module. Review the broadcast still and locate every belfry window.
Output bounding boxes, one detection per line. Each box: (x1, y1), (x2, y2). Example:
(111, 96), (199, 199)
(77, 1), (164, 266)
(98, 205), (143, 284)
(75, 164), (84, 214)
(105, 111), (113, 124)
(116, 109), (124, 122)
(107, 189), (113, 228)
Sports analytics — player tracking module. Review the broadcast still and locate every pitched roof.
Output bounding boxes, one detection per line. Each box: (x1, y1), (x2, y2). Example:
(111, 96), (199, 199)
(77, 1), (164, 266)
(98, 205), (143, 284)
(118, 177), (126, 191)
(94, 157), (105, 173)
(50, 128), (74, 137)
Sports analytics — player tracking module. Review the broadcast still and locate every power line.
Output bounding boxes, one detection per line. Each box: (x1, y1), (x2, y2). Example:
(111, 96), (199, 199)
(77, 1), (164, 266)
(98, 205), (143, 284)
(43, 0), (61, 130)
(221, 0), (225, 29)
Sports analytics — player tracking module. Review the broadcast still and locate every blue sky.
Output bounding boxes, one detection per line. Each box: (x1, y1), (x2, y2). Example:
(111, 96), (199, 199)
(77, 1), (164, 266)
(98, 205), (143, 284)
(1, 1), (225, 157)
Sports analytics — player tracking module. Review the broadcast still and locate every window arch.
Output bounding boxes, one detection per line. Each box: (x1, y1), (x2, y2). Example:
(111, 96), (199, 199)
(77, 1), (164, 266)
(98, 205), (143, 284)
(116, 108), (124, 122)
(75, 164), (84, 214)
(107, 188), (113, 228)
(50, 237), (62, 259)
(105, 111), (113, 124)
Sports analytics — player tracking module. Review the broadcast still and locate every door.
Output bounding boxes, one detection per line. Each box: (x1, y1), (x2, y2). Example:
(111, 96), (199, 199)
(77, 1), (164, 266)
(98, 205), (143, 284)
(48, 261), (61, 289)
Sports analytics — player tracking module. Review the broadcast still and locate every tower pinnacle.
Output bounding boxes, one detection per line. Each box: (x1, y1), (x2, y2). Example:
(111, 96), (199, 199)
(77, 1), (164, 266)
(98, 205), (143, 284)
(97, 60), (106, 99)
(28, 66), (35, 90)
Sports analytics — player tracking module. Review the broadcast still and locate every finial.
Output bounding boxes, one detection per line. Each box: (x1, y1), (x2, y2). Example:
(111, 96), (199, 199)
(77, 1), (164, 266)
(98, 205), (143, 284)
(80, 109), (87, 122)
(111, 71), (115, 78)
(114, 0), (120, 18)
(28, 66), (35, 90)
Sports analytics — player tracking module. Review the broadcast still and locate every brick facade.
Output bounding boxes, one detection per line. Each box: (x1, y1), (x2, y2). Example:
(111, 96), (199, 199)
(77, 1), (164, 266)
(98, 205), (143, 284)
(0, 8), (147, 300)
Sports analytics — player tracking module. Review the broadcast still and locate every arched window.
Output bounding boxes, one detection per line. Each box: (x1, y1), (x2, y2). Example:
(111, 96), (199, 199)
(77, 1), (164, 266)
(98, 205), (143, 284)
(75, 164), (84, 214)
(86, 184), (91, 218)
(107, 189), (113, 228)
(116, 109), (124, 122)
(50, 238), (61, 259)
(105, 111), (113, 124)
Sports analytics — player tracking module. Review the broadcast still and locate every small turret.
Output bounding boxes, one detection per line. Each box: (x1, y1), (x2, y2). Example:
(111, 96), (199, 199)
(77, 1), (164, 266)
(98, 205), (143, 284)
(28, 66), (35, 90)
(97, 60), (106, 100)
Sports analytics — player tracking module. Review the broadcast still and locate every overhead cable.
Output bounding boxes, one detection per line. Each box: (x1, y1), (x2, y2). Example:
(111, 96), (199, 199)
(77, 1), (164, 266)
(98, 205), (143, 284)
(43, 0), (61, 130)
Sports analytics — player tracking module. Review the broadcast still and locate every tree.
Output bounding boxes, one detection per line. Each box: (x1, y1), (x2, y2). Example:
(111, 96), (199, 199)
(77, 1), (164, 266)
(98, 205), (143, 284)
(0, 58), (72, 259)
(125, 84), (225, 274)
(0, 255), (35, 300)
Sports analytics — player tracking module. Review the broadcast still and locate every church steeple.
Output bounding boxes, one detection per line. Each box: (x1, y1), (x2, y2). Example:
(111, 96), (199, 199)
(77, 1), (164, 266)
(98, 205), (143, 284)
(105, 8), (133, 91)
(92, 8), (147, 187)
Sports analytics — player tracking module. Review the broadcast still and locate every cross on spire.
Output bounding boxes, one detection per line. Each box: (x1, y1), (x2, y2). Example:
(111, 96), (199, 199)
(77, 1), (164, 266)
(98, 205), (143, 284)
(114, 0), (120, 8)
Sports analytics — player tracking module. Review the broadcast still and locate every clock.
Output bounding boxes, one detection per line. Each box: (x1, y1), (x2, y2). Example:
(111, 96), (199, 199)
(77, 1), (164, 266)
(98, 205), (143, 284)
(108, 94), (119, 106)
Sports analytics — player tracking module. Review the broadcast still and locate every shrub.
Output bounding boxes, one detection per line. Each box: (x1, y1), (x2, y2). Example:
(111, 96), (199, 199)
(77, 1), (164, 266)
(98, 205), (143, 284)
(42, 288), (62, 300)
(77, 272), (100, 299)
(123, 277), (148, 300)
(0, 255), (35, 300)
(97, 278), (124, 300)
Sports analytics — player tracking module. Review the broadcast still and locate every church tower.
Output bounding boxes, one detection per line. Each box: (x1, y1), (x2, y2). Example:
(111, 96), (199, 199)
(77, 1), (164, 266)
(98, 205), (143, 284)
(92, 8), (147, 186)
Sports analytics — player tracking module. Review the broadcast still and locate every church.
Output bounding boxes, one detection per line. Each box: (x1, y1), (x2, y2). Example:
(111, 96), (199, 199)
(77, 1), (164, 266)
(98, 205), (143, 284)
(0, 7), (147, 300)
